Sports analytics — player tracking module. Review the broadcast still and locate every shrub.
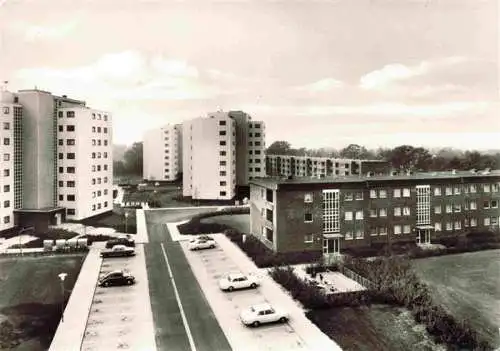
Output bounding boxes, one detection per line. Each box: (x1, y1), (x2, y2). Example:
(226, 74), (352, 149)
(305, 262), (339, 275)
(80, 234), (115, 245)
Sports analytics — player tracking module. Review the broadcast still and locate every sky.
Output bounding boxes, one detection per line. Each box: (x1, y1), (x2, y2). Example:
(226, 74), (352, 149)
(0, 0), (498, 150)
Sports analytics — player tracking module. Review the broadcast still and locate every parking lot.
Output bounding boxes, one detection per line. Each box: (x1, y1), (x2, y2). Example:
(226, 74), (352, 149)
(80, 245), (156, 351)
(180, 238), (310, 351)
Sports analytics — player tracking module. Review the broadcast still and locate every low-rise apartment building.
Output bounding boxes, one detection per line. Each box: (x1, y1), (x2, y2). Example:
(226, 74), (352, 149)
(266, 154), (390, 178)
(143, 124), (182, 182)
(249, 170), (500, 258)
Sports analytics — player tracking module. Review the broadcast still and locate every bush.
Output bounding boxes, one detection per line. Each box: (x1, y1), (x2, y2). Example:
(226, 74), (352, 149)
(305, 262), (339, 275)
(80, 234), (115, 245)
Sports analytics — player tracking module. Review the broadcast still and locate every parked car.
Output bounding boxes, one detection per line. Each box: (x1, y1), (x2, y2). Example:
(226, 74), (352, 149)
(105, 237), (135, 249)
(188, 237), (216, 251)
(100, 244), (136, 258)
(218, 272), (259, 291)
(98, 270), (135, 287)
(239, 303), (289, 327)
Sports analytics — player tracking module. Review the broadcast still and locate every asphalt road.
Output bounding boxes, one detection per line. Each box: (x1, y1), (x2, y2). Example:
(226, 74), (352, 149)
(144, 210), (232, 351)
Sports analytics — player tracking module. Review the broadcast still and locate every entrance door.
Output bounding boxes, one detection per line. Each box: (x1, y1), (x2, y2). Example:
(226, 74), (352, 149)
(416, 229), (431, 244)
(322, 238), (340, 255)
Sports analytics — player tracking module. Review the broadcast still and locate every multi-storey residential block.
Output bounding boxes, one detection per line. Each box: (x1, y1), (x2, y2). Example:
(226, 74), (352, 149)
(249, 170), (500, 258)
(266, 154), (390, 178)
(0, 90), (20, 231)
(0, 88), (113, 233)
(183, 112), (237, 200)
(143, 124), (182, 181)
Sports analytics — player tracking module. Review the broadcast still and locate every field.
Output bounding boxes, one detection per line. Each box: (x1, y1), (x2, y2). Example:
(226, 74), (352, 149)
(0, 254), (86, 350)
(200, 214), (250, 233)
(413, 249), (500, 348)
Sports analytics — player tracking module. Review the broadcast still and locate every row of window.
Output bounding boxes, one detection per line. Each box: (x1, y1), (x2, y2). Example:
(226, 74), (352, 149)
(248, 132), (262, 137)
(248, 141), (262, 147)
(249, 167), (262, 172)
(91, 139), (109, 146)
(248, 123), (261, 128)
(57, 177), (109, 187)
(66, 201), (109, 215)
(57, 125), (109, 134)
(60, 165), (109, 173)
(92, 164), (109, 172)
(249, 150), (262, 155)
(91, 113), (108, 121)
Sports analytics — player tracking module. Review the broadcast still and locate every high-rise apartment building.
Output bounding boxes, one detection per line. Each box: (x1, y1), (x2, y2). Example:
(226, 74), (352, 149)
(183, 112), (237, 200)
(0, 88), (113, 233)
(143, 124), (182, 181)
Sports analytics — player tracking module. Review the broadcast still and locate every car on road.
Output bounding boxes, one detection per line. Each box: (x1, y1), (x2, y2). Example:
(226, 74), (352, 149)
(188, 237), (216, 251)
(105, 237), (135, 249)
(219, 272), (259, 291)
(100, 244), (136, 258)
(240, 303), (289, 327)
(98, 270), (135, 287)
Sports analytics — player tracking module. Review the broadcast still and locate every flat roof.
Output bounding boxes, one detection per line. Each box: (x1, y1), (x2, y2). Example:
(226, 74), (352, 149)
(266, 154), (387, 163)
(250, 170), (500, 188)
(14, 207), (66, 213)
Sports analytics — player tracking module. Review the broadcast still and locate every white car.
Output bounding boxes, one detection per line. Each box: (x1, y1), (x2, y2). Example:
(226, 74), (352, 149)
(218, 272), (259, 291)
(188, 236), (216, 250)
(239, 303), (289, 327)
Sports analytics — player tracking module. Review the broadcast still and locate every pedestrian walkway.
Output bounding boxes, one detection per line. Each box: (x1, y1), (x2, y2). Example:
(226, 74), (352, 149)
(49, 246), (103, 351)
(135, 209), (149, 243)
(292, 264), (366, 293)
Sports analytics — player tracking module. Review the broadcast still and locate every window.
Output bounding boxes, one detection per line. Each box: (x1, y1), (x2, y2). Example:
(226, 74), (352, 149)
(220, 191), (227, 196)
(434, 205), (441, 214)
(403, 188), (411, 197)
(379, 208), (387, 217)
(304, 193), (313, 203)
(3, 216), (10, 224)
(59, 195), (64, 201)
(219, 171), (226, 176)
(219, 141), (226, 146)
(453, 204), (461, 213)
(484, 217), (491, 226)
(92, 139), (96, 146)
(470, 201), (477, 210)
(220, 151), (226, 156)
(220, 181), (227, 186)
(370, 190), (377, 198)
(304, 213), (313, 222)
(92, 153), (96, 159)
(66, 125), (75, 132)
(58, 139), (64, 146)
(2, 106), (9, 114)
(394, 207), (401, 216)
(491, 200), (498, 209)
(67, 195), (75, 201)
(344, 211), (353, 221)
(345, 231), (353, 240)
(104, 115), (108, 121)
(58, 181), (64, 187)
(393, 189), (401, 198)
(304, 234), (313, 243)
(66, 111), (75, 118)
(255, 141), (261, 146)
(446, 204), (452, 213)
(92, 126), (96, 133)
(470, 184), (477, 193)
(491, 217), (498, 226)
(104, 140), (108, 146)
(403, 225), (411, 234)
(67, 209), (76, 215)
(67, 153), (75, 159)
(220, 161), (227, 166)
(67, 139), (75, 146)
(3, 185), (9, 192)
(379, 227), (387, 236)
(434, 187), (441, 196)
(92, 113), (96, 120)
(454, 221), (461, 230)
(3, 138), (9, 146)
(355, 210), (363, 220)
(58, 125), (63, 132)
(379, 189), (387, 198)
(104, 177), (108, 183)
(58, 153), (64, 160)
(471, 218), (477, 227)
(464, 218), (469, 227)
(59, 167), (63, 173)
(344, 192), (353, 201)
(219, 130), (226, 136)
(435, 222), (442, 231)
(3, 169), (9, 177)
(492, 184), (499, 192)
(394, 225), (402, 235)
(445, 187), (452, 195)
(3, 154), (9, 161)
(67, 181), (75, 187)
(446, 222), (452, 231)
(483, 184), (491, 193)
(104, 165), (108, 171)
(3, 122), (10, 130)
(403, 207), (411, 216)
(97, 127), (101, 133)
(483, 201), (490, 209)
(370, 227), (378, 236)
(355, 229), (364, 239)
(454, 186), (461, 195)
(104, 201), (108, 207)
(355, 192), (363, 200)
(104, 152), (108, 158)
(219, 120), (226, 126)
(3, 200), (10, 208)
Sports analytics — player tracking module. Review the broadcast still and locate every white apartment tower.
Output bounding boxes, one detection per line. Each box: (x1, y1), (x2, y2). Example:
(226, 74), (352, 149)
(0, 88), (113, 234)
(143, 124), (182, 181)
(57, 108), (113, 220)
(183, 112), (236, 200)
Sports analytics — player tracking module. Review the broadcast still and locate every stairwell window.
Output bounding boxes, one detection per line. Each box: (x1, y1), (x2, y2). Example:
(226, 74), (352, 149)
(304, 213), (313, 223)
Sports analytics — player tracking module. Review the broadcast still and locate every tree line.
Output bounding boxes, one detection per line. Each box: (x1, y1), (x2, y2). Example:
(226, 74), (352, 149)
(266, 141), (500, 173)
(114, 142), (143, 176)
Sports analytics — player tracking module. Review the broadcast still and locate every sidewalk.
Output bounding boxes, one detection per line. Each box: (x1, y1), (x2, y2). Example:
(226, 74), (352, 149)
(49, 246), (103, 351)
(135, 209), (149, 243)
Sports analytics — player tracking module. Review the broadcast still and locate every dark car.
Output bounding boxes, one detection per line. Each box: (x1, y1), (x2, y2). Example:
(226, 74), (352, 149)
(105, 237), (135, 249)
(98, 270), (135, 287)
(100, 245), (136, 258)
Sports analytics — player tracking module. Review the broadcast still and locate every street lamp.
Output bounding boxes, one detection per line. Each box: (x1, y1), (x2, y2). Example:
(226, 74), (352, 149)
(58, 273), (67, 322)
(125, 212), (129, 233)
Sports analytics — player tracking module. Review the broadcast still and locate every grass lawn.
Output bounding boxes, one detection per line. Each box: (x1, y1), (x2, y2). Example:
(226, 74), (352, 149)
(0, 254), (86, 350)
(200, 214), (250, 233)
(308, 305), (444, 351)
(412, 249), (500, 348)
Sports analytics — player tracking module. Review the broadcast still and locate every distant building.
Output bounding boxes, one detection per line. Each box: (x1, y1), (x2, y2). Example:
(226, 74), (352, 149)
(266, 154), (391, 178)
(0, 88), (113, 233)
(143, 124), (182, 182)
(249, 170), (500, 258)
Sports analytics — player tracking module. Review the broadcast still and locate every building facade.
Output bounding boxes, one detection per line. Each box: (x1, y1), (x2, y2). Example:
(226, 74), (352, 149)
(143, 124), (182, 182)
(249, 170), (500, 257)
(266, 154), (390, 178)
(0, 88), (113, 233)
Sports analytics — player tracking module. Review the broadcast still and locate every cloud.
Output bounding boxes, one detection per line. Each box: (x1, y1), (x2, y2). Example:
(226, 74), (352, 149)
(10, 19), (80, 42)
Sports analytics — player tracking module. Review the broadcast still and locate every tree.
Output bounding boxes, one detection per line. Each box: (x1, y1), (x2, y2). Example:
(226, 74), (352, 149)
(340, 144), (372, 159)
(388, 145), (433, 172)
(266, 141), (292, 155)
(123, 142), (143, 175)
(113, 160), (127, 175)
